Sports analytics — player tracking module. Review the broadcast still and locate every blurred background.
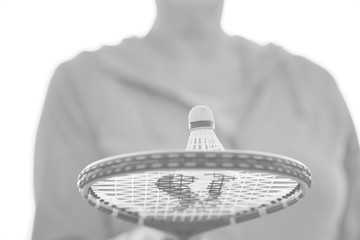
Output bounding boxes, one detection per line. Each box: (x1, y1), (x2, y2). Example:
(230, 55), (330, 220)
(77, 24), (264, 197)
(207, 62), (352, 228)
(0, 0), (359, 239)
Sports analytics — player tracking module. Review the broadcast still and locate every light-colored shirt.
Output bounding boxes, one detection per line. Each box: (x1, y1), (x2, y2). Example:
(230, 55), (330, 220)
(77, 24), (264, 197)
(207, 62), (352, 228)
(32, 36), (360, 240)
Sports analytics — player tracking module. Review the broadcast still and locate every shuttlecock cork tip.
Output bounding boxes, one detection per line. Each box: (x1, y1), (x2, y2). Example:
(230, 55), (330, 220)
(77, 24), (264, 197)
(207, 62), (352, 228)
(188, 105), (215, 130)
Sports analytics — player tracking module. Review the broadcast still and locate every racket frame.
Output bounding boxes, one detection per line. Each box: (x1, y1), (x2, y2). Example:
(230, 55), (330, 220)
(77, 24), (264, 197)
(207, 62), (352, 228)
(78, 150), (311, 239)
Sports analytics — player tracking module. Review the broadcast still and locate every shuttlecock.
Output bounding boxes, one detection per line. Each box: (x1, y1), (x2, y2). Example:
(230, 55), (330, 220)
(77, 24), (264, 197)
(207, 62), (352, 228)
(186, 105), (225, 151)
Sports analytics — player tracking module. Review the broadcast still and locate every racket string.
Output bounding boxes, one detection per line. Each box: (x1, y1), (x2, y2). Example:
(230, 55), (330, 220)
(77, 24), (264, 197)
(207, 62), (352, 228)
(91, 170), (298, 222)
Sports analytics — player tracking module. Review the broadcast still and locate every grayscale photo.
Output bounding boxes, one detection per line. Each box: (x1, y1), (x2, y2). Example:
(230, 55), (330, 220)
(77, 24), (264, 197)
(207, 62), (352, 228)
(0, 0), (359, 240)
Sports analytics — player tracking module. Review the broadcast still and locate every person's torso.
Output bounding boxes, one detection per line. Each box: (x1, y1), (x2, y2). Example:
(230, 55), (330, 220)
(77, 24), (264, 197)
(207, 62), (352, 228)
(73, 38), (348, 239)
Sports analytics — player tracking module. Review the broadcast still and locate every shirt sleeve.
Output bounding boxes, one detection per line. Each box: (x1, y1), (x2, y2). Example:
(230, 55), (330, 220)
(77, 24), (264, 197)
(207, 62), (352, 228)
(292, 55), (360, 240)
(320, 68), (360, 240)
(339, 120), (360, 240)
(322, 68), (360, 240)
(32, 63), (113, 240)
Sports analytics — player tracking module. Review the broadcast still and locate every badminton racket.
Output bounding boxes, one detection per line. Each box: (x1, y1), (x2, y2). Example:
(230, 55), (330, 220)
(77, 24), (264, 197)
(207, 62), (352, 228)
(77, 106), (311, 240)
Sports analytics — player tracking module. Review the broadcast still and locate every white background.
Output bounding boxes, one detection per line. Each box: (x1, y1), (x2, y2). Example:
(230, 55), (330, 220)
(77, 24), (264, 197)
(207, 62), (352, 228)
(0, 0), (359, 239)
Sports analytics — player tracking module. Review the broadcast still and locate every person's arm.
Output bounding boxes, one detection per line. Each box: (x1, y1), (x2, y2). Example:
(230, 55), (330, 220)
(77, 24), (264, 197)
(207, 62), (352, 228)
(324, 72), (360, 240)
(292, 55), (360, 239)
(339, 120), (360, 240)
(32, 63), (111, 240)
(318, 69), (360, 240)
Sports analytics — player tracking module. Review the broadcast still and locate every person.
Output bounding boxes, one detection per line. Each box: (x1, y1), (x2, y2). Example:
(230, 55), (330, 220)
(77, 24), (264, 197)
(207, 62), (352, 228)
(32, 0), (360, 239)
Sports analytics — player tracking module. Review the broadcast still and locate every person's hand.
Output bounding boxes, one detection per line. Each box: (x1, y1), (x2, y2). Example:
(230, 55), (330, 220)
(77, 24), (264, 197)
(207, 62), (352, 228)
(108, 226), (177, 240)
(109, 226), (207, 240)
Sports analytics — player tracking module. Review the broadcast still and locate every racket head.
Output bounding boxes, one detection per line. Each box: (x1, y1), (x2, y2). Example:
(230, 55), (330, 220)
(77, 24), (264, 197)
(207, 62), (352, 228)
(78, 150), (311, 239)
